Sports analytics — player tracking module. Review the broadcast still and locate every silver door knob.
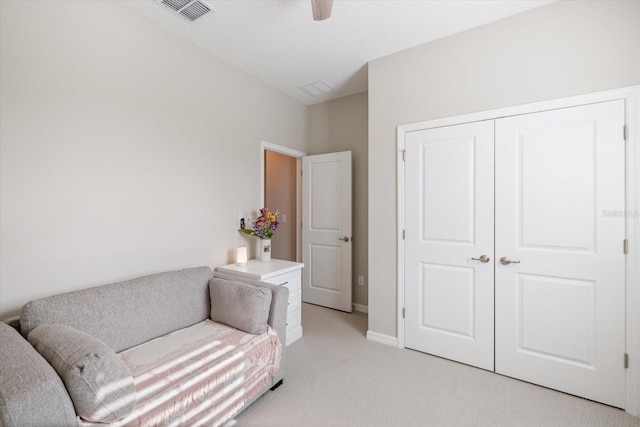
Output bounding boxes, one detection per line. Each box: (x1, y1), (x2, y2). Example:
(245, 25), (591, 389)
(338, 236), (351, 242)
(471, 255), (490, 263)
(500, 257), (521, 265)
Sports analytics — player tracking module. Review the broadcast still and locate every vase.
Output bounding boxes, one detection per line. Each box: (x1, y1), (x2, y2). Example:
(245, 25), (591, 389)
(259, 239), (271, 263)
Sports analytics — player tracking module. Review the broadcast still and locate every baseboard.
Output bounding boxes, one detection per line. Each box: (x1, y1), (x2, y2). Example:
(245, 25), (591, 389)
(366, 330), (398, 347)
(353, 303), (368, 313)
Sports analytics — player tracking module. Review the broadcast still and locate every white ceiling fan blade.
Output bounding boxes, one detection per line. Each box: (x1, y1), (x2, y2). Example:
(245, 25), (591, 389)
(311, 0), (333, 21)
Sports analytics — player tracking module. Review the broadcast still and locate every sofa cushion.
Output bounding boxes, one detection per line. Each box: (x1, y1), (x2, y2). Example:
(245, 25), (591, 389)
(209, 278), (272, 334)
(21, 266), (213, 352)
(0, 322), (77, 427)
(28, 324), (136, 423)
(213, 271), (289, 349)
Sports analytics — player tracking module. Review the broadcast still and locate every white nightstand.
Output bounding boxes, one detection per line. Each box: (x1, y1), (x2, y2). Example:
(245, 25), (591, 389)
(216, 259), (304, 346)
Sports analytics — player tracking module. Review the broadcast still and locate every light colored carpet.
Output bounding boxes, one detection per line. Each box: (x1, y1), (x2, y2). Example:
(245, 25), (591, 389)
(233, 303), (640, 427)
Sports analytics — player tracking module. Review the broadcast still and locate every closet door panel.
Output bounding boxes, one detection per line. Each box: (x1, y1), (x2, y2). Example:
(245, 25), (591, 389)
(494, 100), (626, 408)
(404, 121), (495, 371)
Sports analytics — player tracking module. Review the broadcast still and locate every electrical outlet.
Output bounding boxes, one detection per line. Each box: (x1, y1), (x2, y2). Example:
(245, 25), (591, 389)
(282, 214), (287, 224)
(357, 275), (364, 286)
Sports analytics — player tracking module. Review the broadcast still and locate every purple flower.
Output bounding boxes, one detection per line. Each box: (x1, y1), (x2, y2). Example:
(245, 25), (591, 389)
(245, 208), (280, 239)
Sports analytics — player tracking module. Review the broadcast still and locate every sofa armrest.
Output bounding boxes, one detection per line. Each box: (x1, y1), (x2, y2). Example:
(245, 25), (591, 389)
(212, 271), (288, 346)
(212, 271), (289, 384)
(251, 282), (288, 345)
(3, 316), (20, 332)
(0, 322), (77, 427)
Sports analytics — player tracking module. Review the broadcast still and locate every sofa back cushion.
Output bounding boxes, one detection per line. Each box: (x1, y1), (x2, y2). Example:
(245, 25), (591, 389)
(21, 267), (212, 352)
(28, 324), (136, 423)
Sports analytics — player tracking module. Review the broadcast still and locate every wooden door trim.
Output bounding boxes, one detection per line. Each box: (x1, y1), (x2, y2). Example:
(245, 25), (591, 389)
(396, 85), (640, 416)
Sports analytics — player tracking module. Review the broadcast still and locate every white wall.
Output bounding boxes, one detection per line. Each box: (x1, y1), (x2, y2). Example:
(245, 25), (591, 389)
(368, 0), (640, 338)
(309, 92), (368, 307)
(0, 0), (308, 318)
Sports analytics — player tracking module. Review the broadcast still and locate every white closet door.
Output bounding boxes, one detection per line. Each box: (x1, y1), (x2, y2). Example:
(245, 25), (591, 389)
(495, 100), (626, 408)
(405, 121), (495, 371)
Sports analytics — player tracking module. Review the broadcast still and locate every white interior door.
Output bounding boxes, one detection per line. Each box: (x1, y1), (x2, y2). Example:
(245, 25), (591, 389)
(302, 151), (352, 312)
(495, 100), (626, 408)
(404, 121), (495, 371)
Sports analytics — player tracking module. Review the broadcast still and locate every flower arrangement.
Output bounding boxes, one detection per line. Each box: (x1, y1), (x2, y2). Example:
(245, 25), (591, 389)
(239, 208), (280, 240)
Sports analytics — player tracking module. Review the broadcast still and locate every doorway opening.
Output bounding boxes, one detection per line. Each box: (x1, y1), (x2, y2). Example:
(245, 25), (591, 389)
(260, 141), (305, 262)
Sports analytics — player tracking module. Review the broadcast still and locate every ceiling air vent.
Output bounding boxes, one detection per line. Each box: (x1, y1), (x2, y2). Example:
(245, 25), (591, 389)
(156, 0), (214, 23)
(298, 80), (334, 97)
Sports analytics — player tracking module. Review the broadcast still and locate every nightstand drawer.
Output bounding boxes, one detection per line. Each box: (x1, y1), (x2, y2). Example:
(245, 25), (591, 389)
(286, 308), (301, 332)
(288, 289), (301, 312)
(263, 271), (300, 291)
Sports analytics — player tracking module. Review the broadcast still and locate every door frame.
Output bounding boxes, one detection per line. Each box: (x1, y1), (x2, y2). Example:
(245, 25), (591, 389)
(260, 141), (306, 262)
(396, 85), (640, 415)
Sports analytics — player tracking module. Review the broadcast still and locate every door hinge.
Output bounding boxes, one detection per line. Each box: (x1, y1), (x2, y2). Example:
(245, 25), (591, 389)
(402, 308), (405, 319)
(623, 124), (628, 141)
(624, 239), (629, 254)
(624, 353), (629, 369)
(401, 149), (406, 161)
(402, 229), (405, 240)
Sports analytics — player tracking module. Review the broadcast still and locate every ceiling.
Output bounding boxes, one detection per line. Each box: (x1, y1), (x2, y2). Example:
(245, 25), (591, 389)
(120, 0), (554, 106)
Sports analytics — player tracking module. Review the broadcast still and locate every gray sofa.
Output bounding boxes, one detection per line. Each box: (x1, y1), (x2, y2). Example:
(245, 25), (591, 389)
(0, 266), (288, 427)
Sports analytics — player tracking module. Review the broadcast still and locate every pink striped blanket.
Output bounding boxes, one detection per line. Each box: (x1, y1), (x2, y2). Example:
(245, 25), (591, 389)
(79, 319), (281, 427)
